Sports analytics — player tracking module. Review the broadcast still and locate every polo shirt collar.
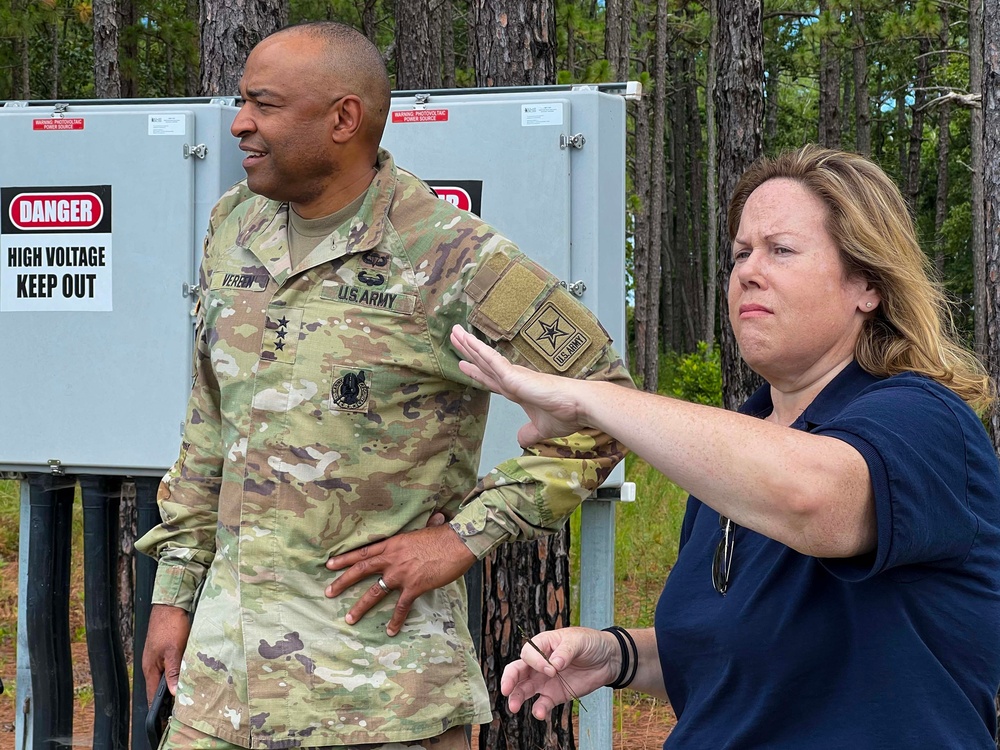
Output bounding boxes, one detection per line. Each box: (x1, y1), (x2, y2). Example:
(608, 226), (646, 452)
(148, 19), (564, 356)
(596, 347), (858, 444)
(739, 360), (882, 429)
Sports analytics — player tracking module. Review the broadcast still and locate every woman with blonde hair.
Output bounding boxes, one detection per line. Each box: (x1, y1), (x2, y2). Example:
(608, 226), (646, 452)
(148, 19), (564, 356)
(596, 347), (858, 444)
(451, 145), (1000, 748)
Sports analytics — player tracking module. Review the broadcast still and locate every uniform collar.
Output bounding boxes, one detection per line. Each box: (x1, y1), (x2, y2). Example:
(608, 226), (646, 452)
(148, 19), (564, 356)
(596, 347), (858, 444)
(238, 149), (398, 284)
(739, 360), (883, 429)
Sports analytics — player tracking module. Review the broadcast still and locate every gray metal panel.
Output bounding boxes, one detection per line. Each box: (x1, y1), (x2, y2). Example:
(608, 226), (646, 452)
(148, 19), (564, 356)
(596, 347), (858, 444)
(0, 107), (197, 474)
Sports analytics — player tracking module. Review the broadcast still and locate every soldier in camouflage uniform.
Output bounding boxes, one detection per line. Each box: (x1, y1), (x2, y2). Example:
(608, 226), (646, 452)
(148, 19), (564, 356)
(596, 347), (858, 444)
(136, 20), (632, 750)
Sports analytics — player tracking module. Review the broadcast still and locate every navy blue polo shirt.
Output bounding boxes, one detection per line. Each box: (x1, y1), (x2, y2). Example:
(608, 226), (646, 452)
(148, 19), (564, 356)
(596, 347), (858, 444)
(655, 362), (1000, 749)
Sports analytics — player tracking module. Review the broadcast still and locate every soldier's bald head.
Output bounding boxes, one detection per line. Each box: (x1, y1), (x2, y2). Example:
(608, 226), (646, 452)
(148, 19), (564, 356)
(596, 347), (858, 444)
(262, 22), (391, 148)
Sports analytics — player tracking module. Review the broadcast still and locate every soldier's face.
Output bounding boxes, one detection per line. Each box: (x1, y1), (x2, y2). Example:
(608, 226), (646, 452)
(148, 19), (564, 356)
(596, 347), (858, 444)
(232, 33), (342, 210)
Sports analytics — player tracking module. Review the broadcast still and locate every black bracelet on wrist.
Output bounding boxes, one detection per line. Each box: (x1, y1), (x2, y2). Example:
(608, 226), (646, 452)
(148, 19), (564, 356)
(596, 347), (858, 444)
(602, 625), (638, 689)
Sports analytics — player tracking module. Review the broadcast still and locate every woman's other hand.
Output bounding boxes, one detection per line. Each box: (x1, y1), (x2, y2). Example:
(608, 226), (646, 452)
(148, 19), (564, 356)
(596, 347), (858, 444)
(501, 627), (620, 720)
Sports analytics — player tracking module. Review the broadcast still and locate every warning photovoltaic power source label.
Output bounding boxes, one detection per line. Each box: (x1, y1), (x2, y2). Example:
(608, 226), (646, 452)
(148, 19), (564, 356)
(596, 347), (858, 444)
(391, 109), (449, 124)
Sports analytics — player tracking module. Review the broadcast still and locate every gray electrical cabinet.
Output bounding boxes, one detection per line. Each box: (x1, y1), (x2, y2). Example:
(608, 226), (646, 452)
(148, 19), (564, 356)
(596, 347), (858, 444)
(0, 99), (244, 476)
(0, 85), (635, 485)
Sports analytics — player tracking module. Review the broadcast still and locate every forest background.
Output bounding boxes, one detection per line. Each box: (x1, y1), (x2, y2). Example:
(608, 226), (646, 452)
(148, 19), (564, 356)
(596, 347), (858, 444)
(4, 0), (1000, 748)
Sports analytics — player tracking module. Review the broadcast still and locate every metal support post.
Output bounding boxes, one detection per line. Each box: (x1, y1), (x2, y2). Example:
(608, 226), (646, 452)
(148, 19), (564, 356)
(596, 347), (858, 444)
(577, 485), (633, 750)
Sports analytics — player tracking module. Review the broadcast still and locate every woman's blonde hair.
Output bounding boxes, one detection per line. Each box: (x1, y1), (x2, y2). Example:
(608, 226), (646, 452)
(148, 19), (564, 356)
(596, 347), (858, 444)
(727, 144), (994, 413)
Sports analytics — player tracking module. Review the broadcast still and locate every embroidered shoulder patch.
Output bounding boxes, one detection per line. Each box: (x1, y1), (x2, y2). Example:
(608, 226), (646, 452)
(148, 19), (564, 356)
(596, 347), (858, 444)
(512, 286), (611, 376)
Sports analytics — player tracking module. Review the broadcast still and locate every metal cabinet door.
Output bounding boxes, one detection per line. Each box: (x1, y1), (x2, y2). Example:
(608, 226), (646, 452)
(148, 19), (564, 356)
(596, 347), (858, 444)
(0, 107), (197, 474)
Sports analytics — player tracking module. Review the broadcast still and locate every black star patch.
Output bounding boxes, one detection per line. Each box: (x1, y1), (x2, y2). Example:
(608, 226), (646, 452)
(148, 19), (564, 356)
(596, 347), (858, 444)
(536, 317), (570, 348)
(261, 308), (302, 364)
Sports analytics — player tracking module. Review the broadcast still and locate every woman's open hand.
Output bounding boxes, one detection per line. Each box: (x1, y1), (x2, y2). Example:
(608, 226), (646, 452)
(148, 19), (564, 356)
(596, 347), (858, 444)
(450, 325), (591, 447)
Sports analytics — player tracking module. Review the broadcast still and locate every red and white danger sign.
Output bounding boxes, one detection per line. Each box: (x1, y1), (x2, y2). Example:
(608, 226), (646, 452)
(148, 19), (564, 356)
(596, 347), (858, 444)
(9, 192), (104, 231)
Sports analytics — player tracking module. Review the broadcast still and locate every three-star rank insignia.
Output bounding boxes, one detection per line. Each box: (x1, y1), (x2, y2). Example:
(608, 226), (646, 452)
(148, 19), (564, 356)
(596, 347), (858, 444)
(261, 308), (302, 364)
(331, 369), (372, 412)
(521, 297), (593, 373)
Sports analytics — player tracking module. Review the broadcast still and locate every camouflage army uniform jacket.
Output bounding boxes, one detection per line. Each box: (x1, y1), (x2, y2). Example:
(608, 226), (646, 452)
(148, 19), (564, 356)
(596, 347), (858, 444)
(136, 149), (631, 748)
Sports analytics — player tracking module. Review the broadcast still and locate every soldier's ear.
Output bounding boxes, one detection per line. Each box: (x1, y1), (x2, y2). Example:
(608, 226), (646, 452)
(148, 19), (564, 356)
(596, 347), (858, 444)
(330, 95), (364, 144)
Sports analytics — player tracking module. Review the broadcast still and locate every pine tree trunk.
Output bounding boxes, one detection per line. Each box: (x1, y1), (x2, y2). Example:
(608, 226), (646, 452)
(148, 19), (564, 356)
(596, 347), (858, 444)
(604, 0), (630, 81)
(118, 481), (137, 664)
(716, 0), (764, 410)
(361, 0), (378, 42)
(851, 1), (871, 156)
(649, 4), (667, 367)
(397, 0), (439, 89)
(470, 0), (556, 86)
(93, 0), (123, 98)
(687, 53), (707, 344)
(982, 0), (1000, 449)
(199, 0), (283, 96)
(933, 9), (951, 280)
(971, 0), (988, 361)
(705, 0), (719, 350)
(906, 38), (930, 210)
(470, 3), (571, 748)
(442, 0), (456, 87)
(634, 93), (652, 380)
(818, 0), (841, 148)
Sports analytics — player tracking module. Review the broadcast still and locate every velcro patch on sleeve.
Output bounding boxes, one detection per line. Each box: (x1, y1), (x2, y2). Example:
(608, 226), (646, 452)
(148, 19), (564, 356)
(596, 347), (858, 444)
(469, 257), (549, 340)
(466, 251), (512, 303)
(511, 286), (611, 376)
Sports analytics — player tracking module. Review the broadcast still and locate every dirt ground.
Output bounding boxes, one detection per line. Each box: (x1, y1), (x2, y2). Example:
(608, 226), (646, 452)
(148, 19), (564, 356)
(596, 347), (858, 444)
(0, 559), (675, 749)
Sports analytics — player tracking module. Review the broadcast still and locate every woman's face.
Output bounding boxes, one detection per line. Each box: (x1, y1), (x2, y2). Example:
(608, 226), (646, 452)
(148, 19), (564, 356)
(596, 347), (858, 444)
(727, 178), (879, 388)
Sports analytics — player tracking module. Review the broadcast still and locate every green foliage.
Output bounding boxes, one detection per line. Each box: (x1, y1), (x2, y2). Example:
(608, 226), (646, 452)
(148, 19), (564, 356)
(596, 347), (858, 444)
(0, 481), (19, 561)
(656, 342), (723, 407)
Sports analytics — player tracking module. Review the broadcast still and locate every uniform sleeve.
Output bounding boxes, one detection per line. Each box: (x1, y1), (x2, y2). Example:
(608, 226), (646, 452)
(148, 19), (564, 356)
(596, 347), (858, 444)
(446, 245), (634, 558)
(133, 183), (251, 610)
(815, 379), (983, 581)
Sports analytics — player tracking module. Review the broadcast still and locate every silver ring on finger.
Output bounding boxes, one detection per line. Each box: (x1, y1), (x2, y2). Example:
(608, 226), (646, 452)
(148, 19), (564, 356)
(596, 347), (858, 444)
(377, 576), (391, 594)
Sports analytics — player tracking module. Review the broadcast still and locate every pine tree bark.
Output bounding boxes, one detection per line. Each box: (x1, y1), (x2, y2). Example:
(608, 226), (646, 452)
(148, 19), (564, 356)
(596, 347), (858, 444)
(470, 3), (571, 748)
(971, 0), (988, 360)
(442, 0), (456, 88)
(93, 0), (123, 97)
(906, 37), (931, 211)
(705, 0), (719, 350)
(361, 0), (378, 42)
(644, 1), (665, 384)
(851, 0), (871, 156)
(818, 0), (841, 148)
(470, 0), (556, 86)
(982, 0), (1000, 449)
(397, 0), (440, 89)
(933, 8), (951, 279)
(604, 0), (631, 81)
(634, 91), (653, 379)
(687, 53), (707, 344)
(715, 0), (764, 409)
(199, 0), (284, 96)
